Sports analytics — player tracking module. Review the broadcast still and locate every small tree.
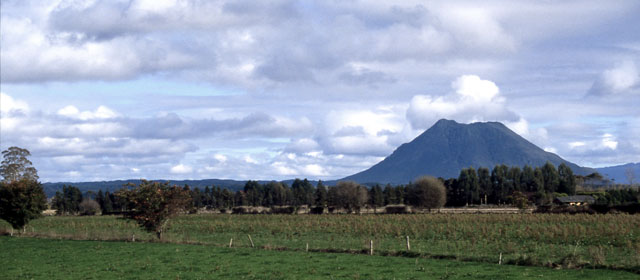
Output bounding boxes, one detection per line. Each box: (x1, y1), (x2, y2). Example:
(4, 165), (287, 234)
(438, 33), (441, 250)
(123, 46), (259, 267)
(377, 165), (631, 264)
(508, 191), (529, 212)
(408, 176), (446, 211)
(0, 179), (47, 235)
(116, 180), (192, 239)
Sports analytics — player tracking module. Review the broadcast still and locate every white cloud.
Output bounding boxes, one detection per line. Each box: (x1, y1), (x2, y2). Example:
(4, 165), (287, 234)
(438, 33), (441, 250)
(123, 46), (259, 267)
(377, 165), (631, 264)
(0, 92), (29, 114)
(601, 133), (618, 150)
(170, 164), (193, 174)
(407, 75), (518, 130)
(589, 60), (640, 95)
(213, 154), (228, 163)
(569, 141), (586, 149)
(1, 1), (639, 181)
(57, 105), (119, 120)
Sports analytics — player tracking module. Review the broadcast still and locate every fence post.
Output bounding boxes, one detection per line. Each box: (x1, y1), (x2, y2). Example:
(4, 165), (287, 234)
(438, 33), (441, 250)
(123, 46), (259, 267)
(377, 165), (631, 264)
(247, 235), (254, 248)
(306, 243), (309, 252)
(499, 252), (502, 265)
(370, 240), (374, 255)
(132, 234), (135, 242)
(406, 236), (410, 251)
(229, 238), (233, 248)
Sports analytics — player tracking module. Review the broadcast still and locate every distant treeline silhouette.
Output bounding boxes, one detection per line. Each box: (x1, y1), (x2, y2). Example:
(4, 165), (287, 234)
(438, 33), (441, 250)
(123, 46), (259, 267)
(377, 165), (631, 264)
(50, 162), (639, 214)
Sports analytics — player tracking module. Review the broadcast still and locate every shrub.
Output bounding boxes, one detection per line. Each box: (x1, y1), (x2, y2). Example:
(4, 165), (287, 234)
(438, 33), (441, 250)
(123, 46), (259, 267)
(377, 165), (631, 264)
(408, 176), (446, 210)
(78, 199), (100, 216)
(384, 205), (410, 214)
(309, 206), (325, 214)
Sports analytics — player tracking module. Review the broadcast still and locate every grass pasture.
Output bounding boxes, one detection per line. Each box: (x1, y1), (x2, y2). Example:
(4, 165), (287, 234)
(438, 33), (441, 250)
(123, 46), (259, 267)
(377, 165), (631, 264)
(1, 213), (639, 275)
(1, 236), (639, 279)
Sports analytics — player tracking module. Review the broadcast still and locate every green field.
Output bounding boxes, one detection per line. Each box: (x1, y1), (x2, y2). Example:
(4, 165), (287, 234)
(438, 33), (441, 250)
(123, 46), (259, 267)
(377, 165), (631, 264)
(1, 213), (639, 275)
(1, 237), (639, 279)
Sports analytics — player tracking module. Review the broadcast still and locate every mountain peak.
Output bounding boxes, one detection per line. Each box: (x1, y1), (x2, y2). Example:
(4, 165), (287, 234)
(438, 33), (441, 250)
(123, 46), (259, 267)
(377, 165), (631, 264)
(342, 120), (592, 184)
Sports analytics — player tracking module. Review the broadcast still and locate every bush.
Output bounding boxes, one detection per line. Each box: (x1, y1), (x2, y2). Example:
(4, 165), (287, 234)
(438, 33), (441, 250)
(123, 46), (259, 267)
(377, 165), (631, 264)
(384, 205), (410, 214)
(408, 176), (446, 210)
(271, 206), (296, 214)
(78, 199), (100, 216)
(309, 206), (325, 214)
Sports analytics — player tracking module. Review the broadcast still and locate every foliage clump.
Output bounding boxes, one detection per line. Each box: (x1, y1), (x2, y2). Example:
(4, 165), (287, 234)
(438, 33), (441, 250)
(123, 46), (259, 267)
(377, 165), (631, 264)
(116, 180), (192, 239)
(408, 176), (447, 210)
(0, 179), (47, 233)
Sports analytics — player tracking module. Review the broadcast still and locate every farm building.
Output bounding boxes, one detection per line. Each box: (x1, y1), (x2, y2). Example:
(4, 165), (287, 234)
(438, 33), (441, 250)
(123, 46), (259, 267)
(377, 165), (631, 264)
(554, 195), (595, 206)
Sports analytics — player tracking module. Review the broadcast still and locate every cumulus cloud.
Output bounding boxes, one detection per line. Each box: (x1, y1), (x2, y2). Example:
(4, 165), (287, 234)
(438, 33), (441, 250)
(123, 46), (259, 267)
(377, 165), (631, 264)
(589, 60), (640, 96)
(170, 164), (193, 174)
(1, 1), (639, 181)
(407, 75), (519, 130)
(1, 92), (30, 114)
(0, 92), (315, 181)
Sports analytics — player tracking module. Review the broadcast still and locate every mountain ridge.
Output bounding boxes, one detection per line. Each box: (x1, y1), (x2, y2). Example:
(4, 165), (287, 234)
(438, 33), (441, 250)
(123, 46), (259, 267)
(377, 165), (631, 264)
(341, 119), (594, 184)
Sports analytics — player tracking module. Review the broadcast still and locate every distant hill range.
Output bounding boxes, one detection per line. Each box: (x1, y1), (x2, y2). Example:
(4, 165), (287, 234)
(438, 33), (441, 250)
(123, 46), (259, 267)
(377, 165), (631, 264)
(43, 179), (252, 198)
(342, 119), (595, 184)
(596, 162), (640, 184)
(42, 178), (326, 198)
(43, 119), (636, 196)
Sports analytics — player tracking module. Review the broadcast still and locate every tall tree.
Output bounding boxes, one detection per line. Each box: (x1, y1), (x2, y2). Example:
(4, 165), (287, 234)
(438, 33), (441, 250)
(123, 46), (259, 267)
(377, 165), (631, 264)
(557, 163), (576, 195)
(458, 168), (479, 205)
(0, 179), (47, 235)
(507, 166), (522, 193)
(1, 147), (38, 183)
(243, 180), (262, 207)
(314, 180), (328, 207)
(0, 147), (46, 235)
(491, 165), (509, 204)
(521, 165), (536, 192)
(541, 162), (560, 193)
(383, 184), (397, 205)
(477, 167), (491, 204)
(369, 184), (384, 210)
(52, 185), (83, 215)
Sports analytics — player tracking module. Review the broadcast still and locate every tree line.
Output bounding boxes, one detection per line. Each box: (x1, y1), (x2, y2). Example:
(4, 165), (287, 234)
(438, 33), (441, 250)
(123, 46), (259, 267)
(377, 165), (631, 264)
(48, 162), (640, 216)
(444, 162), (577, 206)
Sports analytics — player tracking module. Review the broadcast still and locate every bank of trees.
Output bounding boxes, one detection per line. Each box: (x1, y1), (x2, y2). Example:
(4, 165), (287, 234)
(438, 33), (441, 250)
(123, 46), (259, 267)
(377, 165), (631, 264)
(54, 162), (636, 215)
(445, 162), (577, 206)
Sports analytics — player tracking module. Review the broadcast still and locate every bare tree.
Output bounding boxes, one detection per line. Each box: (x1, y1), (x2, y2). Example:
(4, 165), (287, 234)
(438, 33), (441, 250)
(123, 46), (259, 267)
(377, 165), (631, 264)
(626, 167), (636, 186)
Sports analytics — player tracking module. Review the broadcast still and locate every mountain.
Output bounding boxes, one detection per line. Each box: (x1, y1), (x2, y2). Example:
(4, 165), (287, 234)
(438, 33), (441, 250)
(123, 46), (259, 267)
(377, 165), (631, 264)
(596, 162), (640, 184)
(342, 119), (594, 184)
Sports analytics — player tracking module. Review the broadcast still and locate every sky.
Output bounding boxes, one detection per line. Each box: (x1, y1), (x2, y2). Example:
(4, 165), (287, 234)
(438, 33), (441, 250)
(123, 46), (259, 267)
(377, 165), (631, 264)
(1, 0), (639, 183)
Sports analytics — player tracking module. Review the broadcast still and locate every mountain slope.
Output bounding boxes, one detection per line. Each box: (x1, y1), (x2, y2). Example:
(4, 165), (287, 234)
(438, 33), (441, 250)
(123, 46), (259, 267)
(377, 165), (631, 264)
(342, 119), (593, 184)
(596, 162), (640, 184)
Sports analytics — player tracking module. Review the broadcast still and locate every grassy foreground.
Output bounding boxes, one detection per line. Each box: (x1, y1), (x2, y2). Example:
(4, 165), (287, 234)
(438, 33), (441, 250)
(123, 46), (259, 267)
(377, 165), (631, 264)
(1, 236), (638, 280)
(2, 213), (639, 271)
